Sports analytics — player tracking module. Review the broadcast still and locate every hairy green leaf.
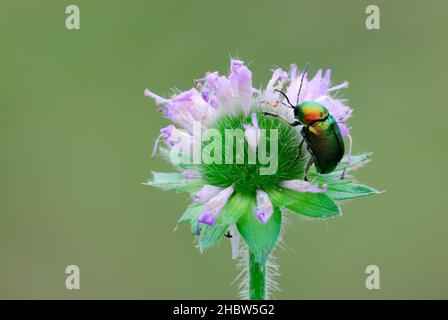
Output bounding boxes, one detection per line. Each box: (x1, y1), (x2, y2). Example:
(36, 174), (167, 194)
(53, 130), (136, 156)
(175, 202), (202, 232)
(237, 206), (282, 264)
(268, 187), (340, 218)
(330, 152), (373, 176)
(326, 183), (380, 200)
(145, 171), (203, 193)
(308, 152), (372, 178)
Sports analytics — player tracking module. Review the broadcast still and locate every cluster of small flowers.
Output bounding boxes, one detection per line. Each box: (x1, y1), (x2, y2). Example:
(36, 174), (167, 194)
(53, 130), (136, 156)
(145, 59), (352, 226)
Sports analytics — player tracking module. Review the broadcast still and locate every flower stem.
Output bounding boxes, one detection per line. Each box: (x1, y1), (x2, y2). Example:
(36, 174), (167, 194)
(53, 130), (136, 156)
(248, 250), (266, 300)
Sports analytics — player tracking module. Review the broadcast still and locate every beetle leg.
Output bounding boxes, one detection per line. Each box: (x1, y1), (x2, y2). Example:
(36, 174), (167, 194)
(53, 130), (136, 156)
(295, 138), (305, 160)
(304, 157), (314, 181)
(340, 133), (353, 179)
(262, 112), (301, 126)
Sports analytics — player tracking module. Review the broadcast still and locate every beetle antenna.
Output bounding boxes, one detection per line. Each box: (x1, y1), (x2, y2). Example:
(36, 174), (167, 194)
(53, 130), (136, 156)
(274, 89), (295, 108)
(297, 63), (310, 104)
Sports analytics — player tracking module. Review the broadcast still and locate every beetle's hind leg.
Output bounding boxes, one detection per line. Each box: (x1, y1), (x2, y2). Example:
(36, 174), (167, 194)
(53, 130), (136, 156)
(304, 157), (314, 181)
(295, 138), (305, 160)
(340, 133), (353, 179)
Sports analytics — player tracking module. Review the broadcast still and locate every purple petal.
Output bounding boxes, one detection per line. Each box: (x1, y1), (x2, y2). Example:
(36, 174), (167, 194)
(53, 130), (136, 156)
(337, 122), (350, 137)
(243, 113), (260, 151)
(159, 124), (191, 149)
(196, 71), (229, 109)
(305, 69), (328, 100)
(328, 81), (349, 93)
(182, 169), (201, 179)
(253, 190), (273, 224)
(215, 76), (233, 106)
(203, 71), (220, 89)
(160, 124), (175, 140)
(265, 68), (288, 105)
(229, 59), (253, 110)
(145, 88), (216, 131)
(144, 89), (169, 104)
(192, 185), (223, 202)
(198, 211), (216, 225)
(198, 185), (234, 225)
(251, 112), (258, 127)
(286, 64), (308, 105)
(323, 69), (331, 86)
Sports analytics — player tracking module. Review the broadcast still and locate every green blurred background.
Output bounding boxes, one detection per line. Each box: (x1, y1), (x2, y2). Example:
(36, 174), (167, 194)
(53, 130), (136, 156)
(0, 0), (447, 299)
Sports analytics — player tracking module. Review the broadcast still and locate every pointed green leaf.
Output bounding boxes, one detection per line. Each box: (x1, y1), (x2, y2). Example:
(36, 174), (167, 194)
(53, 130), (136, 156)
(328, 152), (372, 176)
(267, 187), (340, 218)
(145, 171), (203, 193)
(326, 183), (380, 200)
(308, 152), (372, 178)
(237, 206), (282, 264)
(199, 193), (255, 252)
(175, 202), (202, 231)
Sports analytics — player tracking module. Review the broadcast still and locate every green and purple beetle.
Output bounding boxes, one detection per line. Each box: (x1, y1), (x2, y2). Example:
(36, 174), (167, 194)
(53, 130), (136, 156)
(263, 64), (350, 180)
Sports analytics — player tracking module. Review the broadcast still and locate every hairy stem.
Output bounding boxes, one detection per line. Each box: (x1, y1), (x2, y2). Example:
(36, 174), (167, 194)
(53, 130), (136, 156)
(248, 250), (266, 300)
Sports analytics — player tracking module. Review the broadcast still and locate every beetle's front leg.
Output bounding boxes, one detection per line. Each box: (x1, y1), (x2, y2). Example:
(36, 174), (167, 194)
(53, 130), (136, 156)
(303, 157), (314, 181)
(262, 112), (301, 127)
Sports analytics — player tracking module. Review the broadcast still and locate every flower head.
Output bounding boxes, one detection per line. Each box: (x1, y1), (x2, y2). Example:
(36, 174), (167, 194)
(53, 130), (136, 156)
(144, 59), (378, 298)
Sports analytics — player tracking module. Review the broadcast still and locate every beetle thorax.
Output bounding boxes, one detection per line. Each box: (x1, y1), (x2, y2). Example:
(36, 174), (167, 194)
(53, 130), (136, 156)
(296, 101), (329, 126)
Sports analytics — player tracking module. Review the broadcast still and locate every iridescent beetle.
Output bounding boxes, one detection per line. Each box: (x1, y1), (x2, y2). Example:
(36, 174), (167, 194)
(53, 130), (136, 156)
(263, 64), (350, 181)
